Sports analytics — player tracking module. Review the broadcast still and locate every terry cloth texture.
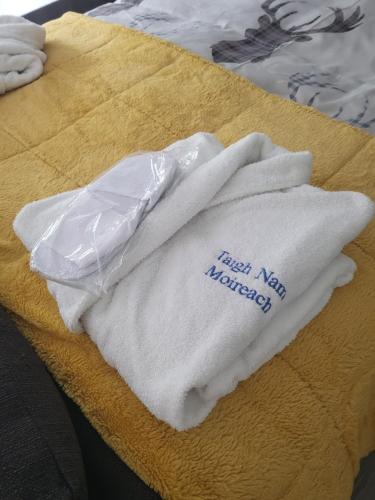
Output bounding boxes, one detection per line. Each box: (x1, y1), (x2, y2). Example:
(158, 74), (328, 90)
(0, 15), (46, 94)
(0, 12), (375, 500)
(13, 132), (375, 431)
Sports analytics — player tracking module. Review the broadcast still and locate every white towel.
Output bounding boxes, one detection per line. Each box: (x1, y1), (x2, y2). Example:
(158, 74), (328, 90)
(14, 133), (375, 430)
(0, 16), (46, 95)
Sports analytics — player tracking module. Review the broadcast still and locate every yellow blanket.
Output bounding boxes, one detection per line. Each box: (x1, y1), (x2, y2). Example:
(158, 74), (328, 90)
(0, 13), (374, 500)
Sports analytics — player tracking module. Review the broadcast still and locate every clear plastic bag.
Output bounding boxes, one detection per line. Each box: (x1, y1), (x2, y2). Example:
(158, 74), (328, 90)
(30, 150), (177, 291)
(29, 132), (223, 296)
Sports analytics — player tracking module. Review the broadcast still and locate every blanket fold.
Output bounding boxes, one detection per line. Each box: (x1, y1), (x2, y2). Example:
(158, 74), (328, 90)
(0, 16), (46, 95)
(14, 132), (375, 430)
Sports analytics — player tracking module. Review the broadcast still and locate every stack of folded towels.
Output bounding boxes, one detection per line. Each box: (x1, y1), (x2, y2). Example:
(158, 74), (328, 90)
(0, 16), (46, 95)
(14, 132), (375, 430)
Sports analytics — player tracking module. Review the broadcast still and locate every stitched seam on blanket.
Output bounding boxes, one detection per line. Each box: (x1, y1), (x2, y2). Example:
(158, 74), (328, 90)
(276, 457), (315, 500)
(0, 58), (186, 173)
(276, 443), (352, 500)
(321, 138), (372, 186)
(213, 105), (256, 137)
(345, 364), (375, 435)
(51, 56), (183, 106)
(277, 365), (375, 500)
(44, 37), (140, 78)
(350, 241), (375, 262)
(279, 354), (356, 474)
(32, 94), (182, 186)
(1, 92), (181, 183)
(287, 328), (367, 454)
(2, 96), (360, 207)
(3, 70), (365, 193)
(0, 124), (82, 188)
(46, 49), (244, 141)
(0, 128), (28, 162)
(0, 92), (180, 188)
(45, 31), (162, 75)
(44, 31), (123, 76)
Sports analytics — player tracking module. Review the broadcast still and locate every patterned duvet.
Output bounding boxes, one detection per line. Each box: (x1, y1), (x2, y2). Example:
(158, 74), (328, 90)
(88, 0), (375, 135)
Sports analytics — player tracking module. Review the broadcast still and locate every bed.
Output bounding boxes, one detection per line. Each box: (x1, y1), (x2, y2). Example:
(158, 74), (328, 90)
(0, 3), (374, 500)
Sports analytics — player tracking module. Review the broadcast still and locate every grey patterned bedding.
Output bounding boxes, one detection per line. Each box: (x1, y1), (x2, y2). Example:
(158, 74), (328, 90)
(88, 0), (375, 134)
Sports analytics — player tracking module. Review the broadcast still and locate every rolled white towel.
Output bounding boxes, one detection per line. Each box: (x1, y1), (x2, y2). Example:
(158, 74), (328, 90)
(0, 15), (46, 94)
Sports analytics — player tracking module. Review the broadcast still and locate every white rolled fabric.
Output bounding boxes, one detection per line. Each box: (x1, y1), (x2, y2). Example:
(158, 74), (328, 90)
(0, 15), (46, 94)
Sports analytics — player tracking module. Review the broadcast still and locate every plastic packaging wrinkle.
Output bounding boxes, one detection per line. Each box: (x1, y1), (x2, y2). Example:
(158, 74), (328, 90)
(30, 151), (178, 294)
(29, 133), (221, 296)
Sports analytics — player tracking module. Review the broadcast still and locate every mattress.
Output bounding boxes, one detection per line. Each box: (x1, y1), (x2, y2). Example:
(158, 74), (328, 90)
(88, 0), (375, 135)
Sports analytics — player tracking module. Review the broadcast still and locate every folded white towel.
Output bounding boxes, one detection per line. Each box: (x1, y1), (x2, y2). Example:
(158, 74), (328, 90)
(14, 133), (375, 430)
(0, 16), (46, 94)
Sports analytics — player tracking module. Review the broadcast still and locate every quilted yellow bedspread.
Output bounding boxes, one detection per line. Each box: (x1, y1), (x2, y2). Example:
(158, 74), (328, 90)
(0, 13), (374, 500)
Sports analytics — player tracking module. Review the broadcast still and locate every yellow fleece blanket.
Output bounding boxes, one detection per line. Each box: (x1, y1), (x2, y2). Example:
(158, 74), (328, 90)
(0, 13), (374, 500)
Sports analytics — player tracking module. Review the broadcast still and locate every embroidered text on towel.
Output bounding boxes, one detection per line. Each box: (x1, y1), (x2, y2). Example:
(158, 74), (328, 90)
(205, 264), (272, 313)
(204, 250), (288, 313)
(217, 250), (252, 274)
